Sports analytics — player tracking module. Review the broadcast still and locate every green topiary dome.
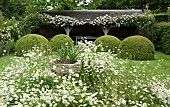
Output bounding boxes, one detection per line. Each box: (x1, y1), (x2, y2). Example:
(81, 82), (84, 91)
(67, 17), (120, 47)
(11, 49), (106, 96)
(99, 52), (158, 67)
(120, 35), (155, 60)
(50, 34), (74, 52)
(94, 35), (121, 53)
(15, 34), (49, 56)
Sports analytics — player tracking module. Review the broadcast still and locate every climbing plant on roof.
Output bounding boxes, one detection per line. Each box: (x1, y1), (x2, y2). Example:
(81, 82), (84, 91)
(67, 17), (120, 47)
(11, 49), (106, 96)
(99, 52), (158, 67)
(91, 14), (119, 35)
(51, 15), (85, 36)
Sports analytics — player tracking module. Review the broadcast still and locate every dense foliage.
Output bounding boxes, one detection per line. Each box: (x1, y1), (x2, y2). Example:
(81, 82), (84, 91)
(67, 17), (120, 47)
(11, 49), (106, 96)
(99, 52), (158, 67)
(15, 34), (49, 56)
(19, 13), (53, 36)
(94, 35), (121, 53)
(0, 41), (15, 57)
(0, 0), (26, 19)
(50, 34), (74, 52)
(0, 17), (20, 56)
(120, 35), (155, 60)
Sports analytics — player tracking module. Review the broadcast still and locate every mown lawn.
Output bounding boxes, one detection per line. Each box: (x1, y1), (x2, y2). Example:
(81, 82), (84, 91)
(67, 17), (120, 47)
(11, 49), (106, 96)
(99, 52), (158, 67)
(130, 52), (170, 75)
(128, 52), (170, 88)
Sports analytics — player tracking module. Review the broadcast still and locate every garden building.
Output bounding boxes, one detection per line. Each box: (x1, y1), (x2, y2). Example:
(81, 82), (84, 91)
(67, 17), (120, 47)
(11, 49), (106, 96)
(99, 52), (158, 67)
(39, 9), (143, 42)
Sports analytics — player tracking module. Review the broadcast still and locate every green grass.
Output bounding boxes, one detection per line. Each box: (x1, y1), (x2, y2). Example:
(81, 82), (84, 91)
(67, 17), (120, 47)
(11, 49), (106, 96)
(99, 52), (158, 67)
(130, 52), (170, 75)
(126, 52), (170, 88)
(0, 55), (14, 71)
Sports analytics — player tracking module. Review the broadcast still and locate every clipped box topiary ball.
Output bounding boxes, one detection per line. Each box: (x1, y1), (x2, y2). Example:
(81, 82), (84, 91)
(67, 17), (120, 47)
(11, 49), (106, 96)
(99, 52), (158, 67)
(94, 35), (121, 53)
(120, 35), (155, 60)
(50, 34), (74, 52)
(15, 34), (49, 56)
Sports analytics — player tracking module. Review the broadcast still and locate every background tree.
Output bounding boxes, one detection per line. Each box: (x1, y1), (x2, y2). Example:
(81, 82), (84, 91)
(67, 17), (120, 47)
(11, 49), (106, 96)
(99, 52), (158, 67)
(88, 0), (170, 13)
(25, 0), (87, 14)
(0, 0), (26, 19)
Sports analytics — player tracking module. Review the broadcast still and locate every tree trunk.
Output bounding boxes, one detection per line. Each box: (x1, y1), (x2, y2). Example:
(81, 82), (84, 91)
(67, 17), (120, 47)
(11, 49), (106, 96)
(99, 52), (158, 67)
(63, 26), (72, 36)
(101, 26), (111, 35)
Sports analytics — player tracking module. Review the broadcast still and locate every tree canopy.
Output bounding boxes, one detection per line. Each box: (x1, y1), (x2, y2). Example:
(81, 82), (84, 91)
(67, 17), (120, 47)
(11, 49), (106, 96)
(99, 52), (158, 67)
(90, 0), (170, 13)
(0, 0), (170, 19)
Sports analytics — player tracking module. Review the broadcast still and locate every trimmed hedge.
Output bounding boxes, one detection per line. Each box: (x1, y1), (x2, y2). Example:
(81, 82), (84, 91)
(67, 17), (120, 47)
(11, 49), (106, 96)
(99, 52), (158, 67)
(139, 23), (170, 55)
(15, 34), (49, 56)
(160, 24), (170, 54)
(94, 35), (121, 53)
(120, 35), (155, 60)
(162, 34), (170, 55)
(50, 34), (74, 52)
(154, 13), (169, 22)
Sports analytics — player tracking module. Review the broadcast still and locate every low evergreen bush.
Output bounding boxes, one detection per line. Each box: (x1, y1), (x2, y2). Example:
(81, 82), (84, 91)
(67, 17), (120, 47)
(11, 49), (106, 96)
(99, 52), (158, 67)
(15, 34), (49, 56)
(50, 34), (74, 52)
(120, 35), (155, 60)
(94, 35), (121, 53)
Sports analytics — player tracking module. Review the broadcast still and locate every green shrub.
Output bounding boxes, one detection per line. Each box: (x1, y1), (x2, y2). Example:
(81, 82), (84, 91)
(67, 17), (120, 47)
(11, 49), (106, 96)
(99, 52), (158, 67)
(168, 7), (170, 21)
(0, 18), (20, 41)
(0, 41), (16, 56)
(161, 25), (170, 55)
(20, 13), (43, 35)
(0, 42), (4, 56)
(154, 13), (169, 22)
(4, 41), (16, 54)
(50, 34), (74, 52)
(94, 35), (121, 53)
(162, 34), (170, 55)
(120, 35), (155, 60)
(15, 34), (49, 56)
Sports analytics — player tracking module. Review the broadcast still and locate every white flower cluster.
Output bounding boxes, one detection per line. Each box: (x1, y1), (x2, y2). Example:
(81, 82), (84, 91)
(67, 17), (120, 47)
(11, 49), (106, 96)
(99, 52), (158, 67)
(50, 15), (84, 27)
(151, 78), (170, 104)
(0, 21), (20, 43)
(0, 46), (104, 106)
(77, 41), (170, 106)
(91, 14), (152, 28)
(116, 14), (151, 27)
(91, 14), (118, 27)
(39, 13), (53, 26)
(40, 13), (152, 29)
